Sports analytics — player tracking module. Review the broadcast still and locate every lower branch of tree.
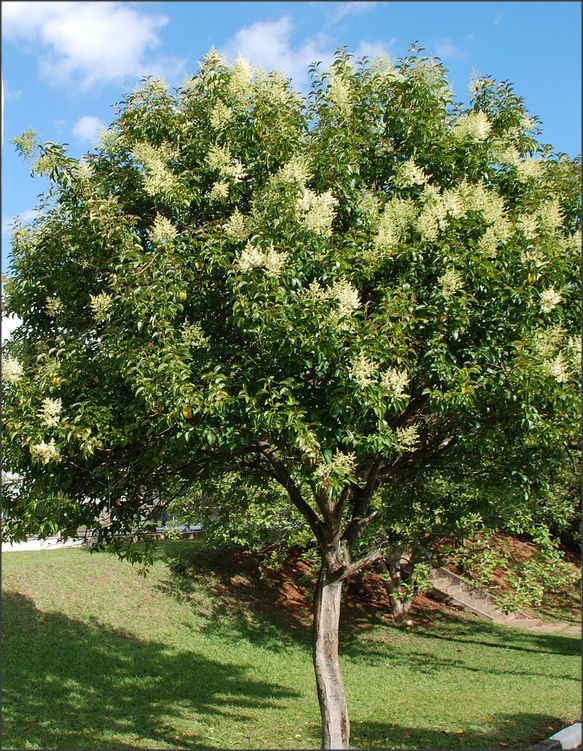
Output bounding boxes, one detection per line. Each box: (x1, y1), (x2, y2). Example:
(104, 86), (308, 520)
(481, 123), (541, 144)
(254, 440), (324, 543)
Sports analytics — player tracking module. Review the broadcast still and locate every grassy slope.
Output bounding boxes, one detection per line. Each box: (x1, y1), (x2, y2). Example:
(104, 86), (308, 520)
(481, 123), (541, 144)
(2, 541), (580, 750)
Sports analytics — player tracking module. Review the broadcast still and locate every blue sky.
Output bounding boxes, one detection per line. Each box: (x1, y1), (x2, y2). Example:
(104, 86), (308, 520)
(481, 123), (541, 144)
(2, 0), (581, 283)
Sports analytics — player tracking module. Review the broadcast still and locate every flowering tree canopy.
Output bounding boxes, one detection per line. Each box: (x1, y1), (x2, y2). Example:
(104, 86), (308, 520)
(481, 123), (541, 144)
(2, 47), (580, 748)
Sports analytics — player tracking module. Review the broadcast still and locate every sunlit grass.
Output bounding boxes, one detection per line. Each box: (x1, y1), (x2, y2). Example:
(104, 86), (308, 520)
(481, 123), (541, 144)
(2, 541), (580, 749)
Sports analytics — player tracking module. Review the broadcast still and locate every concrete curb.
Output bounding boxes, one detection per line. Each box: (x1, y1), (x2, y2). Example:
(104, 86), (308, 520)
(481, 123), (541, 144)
(523, 740), (563, 751)
(549, 722), (582, 750)
(1, 536), (85, 552)
(524, 723), (582, 751)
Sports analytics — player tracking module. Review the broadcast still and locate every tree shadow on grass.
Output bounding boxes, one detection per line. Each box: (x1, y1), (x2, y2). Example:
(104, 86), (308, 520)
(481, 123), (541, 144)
(154, 542), (316, 651)
(155, 541), (580, 674)
(2, 590), (298, 750)
(409, 619), (581, 658)
(348, 713), (571, 750)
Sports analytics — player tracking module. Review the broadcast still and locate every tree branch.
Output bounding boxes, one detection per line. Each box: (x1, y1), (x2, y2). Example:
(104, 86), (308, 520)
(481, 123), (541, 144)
(254, 441), (324, 544)
(333, 484), (352, 522)
(338, 543), (388, 582)
(342, 457), (383, 551)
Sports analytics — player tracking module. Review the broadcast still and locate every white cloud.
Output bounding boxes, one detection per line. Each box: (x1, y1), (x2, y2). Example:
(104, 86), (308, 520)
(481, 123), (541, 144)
(3, 1), (186, 89)
(493, 13), (502, 25)
(73, 115), (105, 143)
(221, 16), (333, 87)
(329, 2), (378, 23)
(435, 38), (464, 60)
(221, 15), (392, 88)
(1, 314), (22, 344)
(355, 39), (396, 59)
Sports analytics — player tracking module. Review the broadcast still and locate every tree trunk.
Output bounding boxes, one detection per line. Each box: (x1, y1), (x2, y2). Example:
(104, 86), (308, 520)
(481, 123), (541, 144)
(378, 553), (414, 620)
(313, 566), (350, 749)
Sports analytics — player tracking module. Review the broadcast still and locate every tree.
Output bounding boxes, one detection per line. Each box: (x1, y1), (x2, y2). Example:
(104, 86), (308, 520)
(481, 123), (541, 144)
(367, 414), (581, 618)
(2, 47), (580, 748)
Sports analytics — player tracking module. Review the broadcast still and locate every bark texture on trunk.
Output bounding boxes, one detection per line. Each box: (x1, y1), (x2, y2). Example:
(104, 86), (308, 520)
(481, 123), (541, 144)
(379, 550), (414, 620)
(313, 567), (350, 749)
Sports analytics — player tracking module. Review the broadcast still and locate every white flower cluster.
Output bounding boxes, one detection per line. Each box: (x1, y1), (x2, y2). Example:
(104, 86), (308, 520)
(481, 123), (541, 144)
(148, 214), (178, 245)
(296, 189), (337, 237)
(520, 114), (537, 132)
(40, 397), (62, 427)
(277, 156), (311, 187)
(236, 242), (264, 272)
(260, 71), (300, 108)
(452, 111), (491, 142)
(462, 183), (507, 226)
(90, 292), (113, 321)
(421, 180), (509, 255)
(537, 200), (564, 233)
(76, 158), (93, 181)
(394, 159), (428, 188)
(207, 144), (246, 182)
(466, 184), (510, 255)
(331, 279), (361, 321)
(439, 268), (463, 299)
(314, 450), (356, 483)
(543, 352), (569, 384)
(2, 356), (23, 383)
(411, 57), (445, 89)
(235, 242), (288, 277)
(224, 209), (251, 242)
(374, 198), (415, 255)
(561, 230), (581, 255)
(228, 56), (254, 103)
(517, 214), (538, 241)
(357, 190), (379, 220)
(540, 288), (562, 313)
(395, 425), (420, 453)
(263, 248), (288, 276)
(417, 180), (511, 255)
(350, 353), (377, 388)
(493, 145), (521, 167)
(417, 185), (450, 242)
(567, 335), (582, 366)
(394, 425), (420, 453)
(381, 368), (410, 399)
(209, 181), (230, 201)
(132, 142), (177, 197)
(478, 225), (506, 257)
(305, 280), (328, 302)
(514, 157), (542, 182)
(532, 326), (564, 359)
(440, 188), (465, 219)
(371, 54), (403, 82)
(305, 278), (360, 328)
(182, 322), (208, 349)
(468, 72), (490, 97)
(11, 224), (38, 252)
(98, 128), (119, 151)
(46, 297), (63, 316)
(30, 438), (60, 464)
(210, 100), (234, 130)
(328, 72), (352, 115)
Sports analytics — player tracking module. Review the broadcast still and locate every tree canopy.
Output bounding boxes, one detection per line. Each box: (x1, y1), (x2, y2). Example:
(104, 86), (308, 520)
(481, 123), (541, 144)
(2, 46), (580, 748)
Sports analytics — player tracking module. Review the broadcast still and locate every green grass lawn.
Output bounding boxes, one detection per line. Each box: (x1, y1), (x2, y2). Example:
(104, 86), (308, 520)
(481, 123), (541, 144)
(2, 540), (580, 750)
